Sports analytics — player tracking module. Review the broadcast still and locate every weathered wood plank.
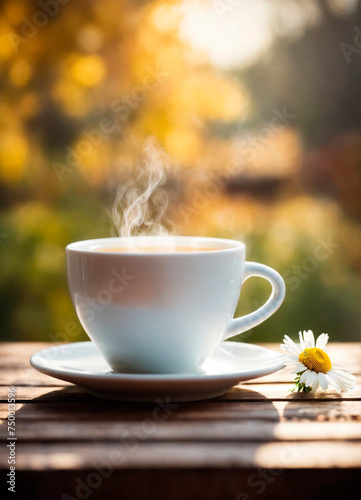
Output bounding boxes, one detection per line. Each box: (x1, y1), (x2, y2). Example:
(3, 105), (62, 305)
(1, 418), (360, 442)
(246, 361), (361, 382)
(220, 382), (361, 400)
(1, 365), (342, 386)
(1, 342), (360, 375)
(1, 365), (359, 386)
(3, 441), (360, 470)
(0, 368), (71, 387)
(1, 342), (360, 500)
(1, 341), (359, 357)
(8, 468), (359, 500)
(1, 401), (360, 422)
(0, 366), (304, 386)
(0, 382), (360, 403)
(0, 342), (54, 368)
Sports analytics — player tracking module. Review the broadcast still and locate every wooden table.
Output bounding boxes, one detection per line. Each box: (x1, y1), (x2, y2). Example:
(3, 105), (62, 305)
(0, 342), (360, 500)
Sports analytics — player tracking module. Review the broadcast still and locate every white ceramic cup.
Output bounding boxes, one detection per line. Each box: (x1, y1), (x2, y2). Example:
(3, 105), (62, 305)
(66, 236), (285, 374)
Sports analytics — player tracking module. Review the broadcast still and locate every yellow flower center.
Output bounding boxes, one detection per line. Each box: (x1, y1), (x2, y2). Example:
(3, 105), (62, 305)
(299, 348), (332, 373)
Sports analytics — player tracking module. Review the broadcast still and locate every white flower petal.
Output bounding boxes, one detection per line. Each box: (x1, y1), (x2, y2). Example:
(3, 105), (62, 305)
(330, 368), (356, 383)
(300, 369), (311, 384)
(339, 380), (353, 391)
(318, 372), (329, 391)
(306, 370), (316, 388)
(328, 368), (357, 391)
(298, 331), (306, 350)
(280, 345), (299, 358)
(331, 371), (356, 392)
(280, 345), (292, 355)
(325, 374), (338, 392)
(282, 353), (299, 361)
(284, 360), (297, 366)
(316, 333), (329, 350)
(282, 354), (300, 366)
(304, 330), (315, 348)
(282, 335), (301, 355)
(311, 373), (319, 392)
(326, 372), (342, 393)
(291, 363), (307, 374)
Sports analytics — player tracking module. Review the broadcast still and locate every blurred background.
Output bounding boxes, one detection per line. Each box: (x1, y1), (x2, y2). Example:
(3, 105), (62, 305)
(0, 0), (360, 343)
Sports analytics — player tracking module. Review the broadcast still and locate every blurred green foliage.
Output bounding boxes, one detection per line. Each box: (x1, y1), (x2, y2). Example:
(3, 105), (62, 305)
(0, 0), (360, 343)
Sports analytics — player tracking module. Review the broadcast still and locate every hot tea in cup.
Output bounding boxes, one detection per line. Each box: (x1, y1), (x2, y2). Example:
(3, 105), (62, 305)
(99, 246), (220, 253)
(66, 236), (285, 374)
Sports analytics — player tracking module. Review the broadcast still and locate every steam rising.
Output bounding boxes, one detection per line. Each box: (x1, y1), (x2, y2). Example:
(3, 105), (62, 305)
(111, 138), (175, 239)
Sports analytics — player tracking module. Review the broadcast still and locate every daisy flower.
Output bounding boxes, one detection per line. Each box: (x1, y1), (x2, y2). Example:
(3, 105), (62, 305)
(281, 330), (357, 393)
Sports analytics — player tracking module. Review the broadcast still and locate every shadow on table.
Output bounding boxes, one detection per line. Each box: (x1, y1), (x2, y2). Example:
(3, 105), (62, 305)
(13, 384), (283, 419)
(11, 386), (359, 499)
(283, 389), (349, 420)
(9, 385), (294, 500)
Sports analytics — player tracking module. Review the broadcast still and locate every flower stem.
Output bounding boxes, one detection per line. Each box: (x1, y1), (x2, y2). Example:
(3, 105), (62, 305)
(291, 373), (312, 393)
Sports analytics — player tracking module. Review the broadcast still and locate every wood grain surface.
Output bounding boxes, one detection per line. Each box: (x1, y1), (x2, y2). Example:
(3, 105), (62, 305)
(0, 342), (360, 500)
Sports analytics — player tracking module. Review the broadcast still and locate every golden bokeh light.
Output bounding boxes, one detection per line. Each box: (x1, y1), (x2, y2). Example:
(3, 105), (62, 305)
(3, 0), (27, 24)
(18, 93), (40, 118)
(52, 80), (89, 117)
(69, 54), (106, 87)
(77, 25), (103, 52)
(0, 131), (28, 183)
(9, 59), (32, 86)
(0, 0), (359, 343)
(164, 127), (200, 163)
(151, 2), (180, 33)
(0, 28), (14, 62)
(172, 73), (250, 121)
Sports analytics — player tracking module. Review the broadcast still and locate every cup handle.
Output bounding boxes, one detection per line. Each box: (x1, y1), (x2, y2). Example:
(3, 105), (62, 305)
(223, 262), (286, 340)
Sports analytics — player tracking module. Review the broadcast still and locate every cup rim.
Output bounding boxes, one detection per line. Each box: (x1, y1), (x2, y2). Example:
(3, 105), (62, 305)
(66, 236), (245, 255)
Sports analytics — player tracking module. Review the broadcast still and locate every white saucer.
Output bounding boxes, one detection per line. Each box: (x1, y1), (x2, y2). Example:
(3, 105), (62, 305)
(30, 342), (285, 402)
